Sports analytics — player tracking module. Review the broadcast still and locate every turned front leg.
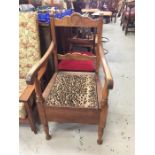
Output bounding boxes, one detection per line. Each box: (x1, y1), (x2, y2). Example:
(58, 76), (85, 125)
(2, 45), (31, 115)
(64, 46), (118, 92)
(97, 80), (109, 145)
(97, 103), (108, 145)
(35, 79), (51, 140)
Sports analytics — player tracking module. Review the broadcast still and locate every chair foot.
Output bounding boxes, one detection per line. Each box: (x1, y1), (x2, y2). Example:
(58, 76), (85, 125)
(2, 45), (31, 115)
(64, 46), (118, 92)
(97, 127), (104, 145)
(46, 134), (52, 140)
(125, 29), (128, 35)
(33, 129), (37, 134)
(30, 124), (37, 134)
(97, 139), (103, 145)
(30, 125), (37, 134)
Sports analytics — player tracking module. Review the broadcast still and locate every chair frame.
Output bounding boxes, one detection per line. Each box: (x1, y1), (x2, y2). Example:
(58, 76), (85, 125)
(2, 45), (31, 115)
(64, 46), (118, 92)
(121, 0), (135, 35)
(19, 64), (46, 133)
(26, 13), (113, 144)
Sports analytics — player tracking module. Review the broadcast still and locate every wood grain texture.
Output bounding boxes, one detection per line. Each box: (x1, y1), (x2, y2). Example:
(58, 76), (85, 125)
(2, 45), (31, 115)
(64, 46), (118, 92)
(50, 17), (58, 72)
(45, 106), (99, 124)
(99, 45), (114, 89)
(68, 37), (94, 45)
(58, 52), (96, 61)
(35, 78), (51, 140)
(53, 12), (101, 28)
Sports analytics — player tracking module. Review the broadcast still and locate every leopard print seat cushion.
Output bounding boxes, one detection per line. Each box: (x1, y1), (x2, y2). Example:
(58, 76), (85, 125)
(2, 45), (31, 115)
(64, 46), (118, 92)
(45, 72), (98, 108)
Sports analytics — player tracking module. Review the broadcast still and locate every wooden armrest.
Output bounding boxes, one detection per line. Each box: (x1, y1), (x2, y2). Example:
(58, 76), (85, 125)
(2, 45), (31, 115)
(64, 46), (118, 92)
(19, 64), (47, 102)
(26, 41), (55, 85)
(99, 45), (114, 89)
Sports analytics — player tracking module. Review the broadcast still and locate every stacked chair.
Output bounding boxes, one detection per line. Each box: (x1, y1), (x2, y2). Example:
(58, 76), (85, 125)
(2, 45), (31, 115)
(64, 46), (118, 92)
(26, 13), (113, 144)
(120, 0), (135, 35)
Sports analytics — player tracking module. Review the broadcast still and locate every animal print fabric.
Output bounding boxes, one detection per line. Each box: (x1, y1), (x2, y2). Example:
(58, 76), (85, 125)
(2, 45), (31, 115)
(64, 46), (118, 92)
(45, 72), (98, 108)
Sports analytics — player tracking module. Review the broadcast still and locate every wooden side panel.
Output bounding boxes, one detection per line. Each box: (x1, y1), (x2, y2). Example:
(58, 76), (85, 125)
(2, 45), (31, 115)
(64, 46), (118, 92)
(45, 106), (99, 124)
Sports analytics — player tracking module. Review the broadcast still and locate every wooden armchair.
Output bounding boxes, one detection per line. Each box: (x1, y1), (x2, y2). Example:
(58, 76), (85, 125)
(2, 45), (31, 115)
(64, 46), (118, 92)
(26, 13), (113, 144)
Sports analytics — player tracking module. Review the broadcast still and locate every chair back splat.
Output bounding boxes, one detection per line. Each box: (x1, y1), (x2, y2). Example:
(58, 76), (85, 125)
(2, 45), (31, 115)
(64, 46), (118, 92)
(50, 12), (103, 74)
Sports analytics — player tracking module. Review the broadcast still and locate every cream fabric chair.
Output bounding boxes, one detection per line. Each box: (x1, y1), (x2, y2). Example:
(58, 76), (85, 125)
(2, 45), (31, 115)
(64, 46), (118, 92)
(19, 12), (41, 133)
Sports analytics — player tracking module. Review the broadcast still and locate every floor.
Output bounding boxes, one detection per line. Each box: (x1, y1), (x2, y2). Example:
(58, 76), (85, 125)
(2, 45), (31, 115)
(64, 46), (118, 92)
(19, 19), (135, 155)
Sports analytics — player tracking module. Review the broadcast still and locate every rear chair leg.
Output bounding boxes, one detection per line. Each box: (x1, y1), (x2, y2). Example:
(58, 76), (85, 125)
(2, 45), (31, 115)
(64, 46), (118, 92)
(125, 22), (129, 35)
(114, 15), (117, 23)
(24, 101), (37, 134)
(125, 18), (129, 35)
(97, 127), (104, 144)
(28, 113), (37, 134)
(44, 125), (51, 140)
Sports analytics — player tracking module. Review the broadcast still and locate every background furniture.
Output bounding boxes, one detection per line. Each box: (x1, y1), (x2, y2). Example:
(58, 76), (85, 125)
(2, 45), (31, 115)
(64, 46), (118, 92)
(28, 0), (42, 7)
(89, 0), (98, 9)
(120, 0), (135, 35)
(68, 26), (96, 52)
(19, 0), (29, 4)
(72, 0), (86, 13)
(99, 0), (119, 23)
(26, 13), (113, 144)
(19, 12), (44, 133)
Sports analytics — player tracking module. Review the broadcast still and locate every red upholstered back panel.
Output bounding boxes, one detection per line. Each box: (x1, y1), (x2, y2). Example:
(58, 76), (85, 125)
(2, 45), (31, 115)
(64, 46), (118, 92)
(58, 51), (95, 72)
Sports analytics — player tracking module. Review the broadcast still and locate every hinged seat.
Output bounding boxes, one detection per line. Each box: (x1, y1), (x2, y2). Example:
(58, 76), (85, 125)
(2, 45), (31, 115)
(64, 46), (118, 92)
(44, 71), (98, 108)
